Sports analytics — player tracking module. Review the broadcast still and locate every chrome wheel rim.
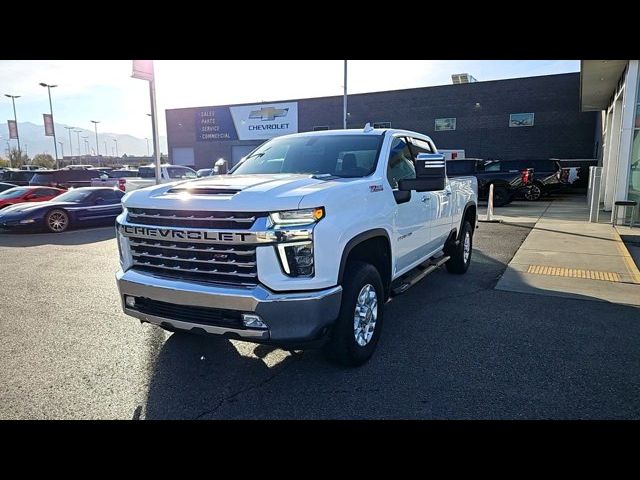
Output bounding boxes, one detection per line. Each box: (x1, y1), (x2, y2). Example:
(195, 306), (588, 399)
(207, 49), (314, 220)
(463, 231), (471, 263)
(526, 185), (540, 200)
(353, 284), (378, 347)
(48, 212), (67, 232)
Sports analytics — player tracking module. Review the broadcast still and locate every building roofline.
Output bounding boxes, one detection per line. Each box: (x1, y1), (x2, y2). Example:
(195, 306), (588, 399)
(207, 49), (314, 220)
(165, 72), (580, 113)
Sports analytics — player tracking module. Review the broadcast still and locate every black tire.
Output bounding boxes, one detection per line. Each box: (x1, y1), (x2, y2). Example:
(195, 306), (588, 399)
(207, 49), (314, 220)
(491, 186), (510, 207)
(446, 221), (473, 274)
(45, 209), (69, 233)
(524, 182), (543, 201)
(323, 261), (384, 367)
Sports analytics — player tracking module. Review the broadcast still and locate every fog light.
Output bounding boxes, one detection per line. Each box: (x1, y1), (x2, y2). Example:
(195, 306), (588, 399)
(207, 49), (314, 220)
(125, 296), (136, 308)
(242, 313), (268, 329)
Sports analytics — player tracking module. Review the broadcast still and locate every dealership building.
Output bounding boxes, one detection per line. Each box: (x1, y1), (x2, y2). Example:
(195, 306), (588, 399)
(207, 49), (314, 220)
(165, 72), (598, 170)
(580, 60), (640, 222)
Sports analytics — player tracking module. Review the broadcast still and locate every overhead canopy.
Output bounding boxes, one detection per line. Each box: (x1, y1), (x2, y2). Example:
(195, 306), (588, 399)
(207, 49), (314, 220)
(580, 60), (628, 111)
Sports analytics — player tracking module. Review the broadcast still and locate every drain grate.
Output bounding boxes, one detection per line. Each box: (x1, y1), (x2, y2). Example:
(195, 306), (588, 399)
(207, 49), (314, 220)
(527, 265), (621, 282)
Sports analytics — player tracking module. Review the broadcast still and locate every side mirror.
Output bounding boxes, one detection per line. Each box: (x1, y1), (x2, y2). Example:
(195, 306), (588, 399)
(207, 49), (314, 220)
(399, 153), (446, 192)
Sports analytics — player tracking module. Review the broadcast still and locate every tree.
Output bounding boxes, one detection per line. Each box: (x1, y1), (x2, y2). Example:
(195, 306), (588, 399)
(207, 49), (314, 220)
(31, 153), (56, 169)
(8, 148), (29, 168)
(0, 157), (9, 168)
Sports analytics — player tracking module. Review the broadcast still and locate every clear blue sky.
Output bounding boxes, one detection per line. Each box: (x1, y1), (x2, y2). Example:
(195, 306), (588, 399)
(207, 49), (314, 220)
(0, 60), (579, 139)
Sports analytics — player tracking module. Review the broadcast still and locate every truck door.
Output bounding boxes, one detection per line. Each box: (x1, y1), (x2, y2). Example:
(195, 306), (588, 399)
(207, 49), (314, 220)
(409, 137), (453, 252)
(387, 136), (431, 274)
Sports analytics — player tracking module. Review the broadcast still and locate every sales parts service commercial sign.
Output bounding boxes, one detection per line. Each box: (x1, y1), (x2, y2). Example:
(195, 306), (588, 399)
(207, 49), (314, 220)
(196, 102), (298, 142)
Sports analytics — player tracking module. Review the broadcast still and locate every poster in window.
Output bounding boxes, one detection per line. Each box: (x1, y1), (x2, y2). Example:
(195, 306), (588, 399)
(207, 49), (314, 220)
(435, 118), (456, 131)
(509, 113), (535, 127)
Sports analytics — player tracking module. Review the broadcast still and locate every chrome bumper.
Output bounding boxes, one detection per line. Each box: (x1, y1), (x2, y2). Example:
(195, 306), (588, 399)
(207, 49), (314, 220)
(116, 269), (342, 343)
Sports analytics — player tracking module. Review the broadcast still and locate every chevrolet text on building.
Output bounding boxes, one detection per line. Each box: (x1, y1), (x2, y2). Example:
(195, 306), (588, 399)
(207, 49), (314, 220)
(116, 126), (478, 366)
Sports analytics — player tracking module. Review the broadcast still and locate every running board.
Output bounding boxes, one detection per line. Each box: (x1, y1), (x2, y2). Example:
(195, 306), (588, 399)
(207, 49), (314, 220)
(390, 255), (450, 296)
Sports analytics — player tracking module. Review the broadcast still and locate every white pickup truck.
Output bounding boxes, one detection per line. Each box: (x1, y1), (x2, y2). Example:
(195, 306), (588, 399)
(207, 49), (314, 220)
(92, 165), (197, 192)
(115, 127), (478, 366)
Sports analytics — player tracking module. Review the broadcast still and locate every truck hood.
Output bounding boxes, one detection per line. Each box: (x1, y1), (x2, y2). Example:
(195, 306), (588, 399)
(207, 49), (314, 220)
(122, 174), (357, 212)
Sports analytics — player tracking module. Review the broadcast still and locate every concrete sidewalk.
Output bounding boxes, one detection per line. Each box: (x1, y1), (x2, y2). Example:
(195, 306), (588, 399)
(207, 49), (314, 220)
(493, 196), (640, 307)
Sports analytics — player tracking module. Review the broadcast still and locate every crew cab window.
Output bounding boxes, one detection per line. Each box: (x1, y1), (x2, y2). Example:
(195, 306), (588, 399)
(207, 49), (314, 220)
(386, 137), (416, 189)
(484, 161), (501, 172)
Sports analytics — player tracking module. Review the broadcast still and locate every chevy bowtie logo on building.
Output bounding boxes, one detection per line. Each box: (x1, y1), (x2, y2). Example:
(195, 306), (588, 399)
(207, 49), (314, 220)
(249, 107), (289, 121)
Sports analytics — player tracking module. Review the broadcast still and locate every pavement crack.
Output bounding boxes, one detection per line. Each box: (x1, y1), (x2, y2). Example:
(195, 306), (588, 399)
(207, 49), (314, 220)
(192, 352), (302, 420)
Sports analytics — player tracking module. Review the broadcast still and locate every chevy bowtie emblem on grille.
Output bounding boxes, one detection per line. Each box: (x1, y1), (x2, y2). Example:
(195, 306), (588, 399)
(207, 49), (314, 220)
(249, 107), (289, 121)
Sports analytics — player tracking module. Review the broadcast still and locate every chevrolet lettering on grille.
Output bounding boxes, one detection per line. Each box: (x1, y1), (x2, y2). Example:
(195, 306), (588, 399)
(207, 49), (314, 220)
(119, 225), (253, 243)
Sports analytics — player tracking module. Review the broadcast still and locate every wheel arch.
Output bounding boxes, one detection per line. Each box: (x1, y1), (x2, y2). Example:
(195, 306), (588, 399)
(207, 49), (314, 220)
(338, 229), (392, 300)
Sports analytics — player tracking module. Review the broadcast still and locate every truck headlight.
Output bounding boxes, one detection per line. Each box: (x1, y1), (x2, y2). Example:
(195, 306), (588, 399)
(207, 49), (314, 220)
(277, 242), (314, 277)
(269, 207), (324, 227)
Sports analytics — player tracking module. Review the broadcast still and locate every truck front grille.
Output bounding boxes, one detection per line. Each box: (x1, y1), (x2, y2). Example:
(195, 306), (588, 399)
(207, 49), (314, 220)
(127, 208), (263, 229)
(131, 297), (245, 329)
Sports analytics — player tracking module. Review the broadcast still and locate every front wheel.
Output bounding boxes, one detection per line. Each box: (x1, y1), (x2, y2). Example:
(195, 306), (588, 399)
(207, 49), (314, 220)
(45, 209), (69, 233)
(491, 186), (511, 207)
(446, 221), (473, 274)
(323, 261), (384, 367)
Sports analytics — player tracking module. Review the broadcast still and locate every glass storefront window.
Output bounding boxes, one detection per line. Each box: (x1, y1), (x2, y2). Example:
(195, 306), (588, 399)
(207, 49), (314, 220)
(629, 79), (640, 222)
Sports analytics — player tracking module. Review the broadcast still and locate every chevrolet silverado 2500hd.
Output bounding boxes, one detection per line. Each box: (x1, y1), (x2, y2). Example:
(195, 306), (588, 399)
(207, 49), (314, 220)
(116, 127), (478, 366)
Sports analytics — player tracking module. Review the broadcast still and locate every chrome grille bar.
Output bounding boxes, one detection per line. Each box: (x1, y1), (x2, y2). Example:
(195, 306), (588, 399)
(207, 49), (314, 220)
(129, 239), (255, 256)
(131, 252), (256, 268)
(132, 260), (258, 278)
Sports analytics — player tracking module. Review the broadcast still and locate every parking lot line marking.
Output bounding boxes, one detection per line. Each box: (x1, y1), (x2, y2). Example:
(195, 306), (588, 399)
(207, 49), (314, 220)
(527, 265), (621, 282)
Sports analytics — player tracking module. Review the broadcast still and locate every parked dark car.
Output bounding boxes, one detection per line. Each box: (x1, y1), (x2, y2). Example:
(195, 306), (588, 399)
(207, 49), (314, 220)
(0, 187), (124, 233)
(29, 169), (109, 189)
(0, 182), (17, 193)
(0, 170), (37, 186)
(446, 159), (532, 206)
(491, 159), (569, 201)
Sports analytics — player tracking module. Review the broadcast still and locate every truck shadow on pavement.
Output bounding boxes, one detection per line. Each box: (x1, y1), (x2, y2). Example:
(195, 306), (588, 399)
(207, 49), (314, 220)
(140, 237), (535, 419)
(0, 226), (115, 247)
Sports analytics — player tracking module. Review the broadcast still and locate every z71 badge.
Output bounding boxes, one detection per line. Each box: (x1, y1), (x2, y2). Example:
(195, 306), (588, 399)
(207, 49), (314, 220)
(369, 185), (384, 192)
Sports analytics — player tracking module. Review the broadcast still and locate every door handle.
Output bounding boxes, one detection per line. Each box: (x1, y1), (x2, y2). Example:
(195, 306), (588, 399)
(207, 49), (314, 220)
(445, 190), (452, 196)
(421, 195), (429, 203)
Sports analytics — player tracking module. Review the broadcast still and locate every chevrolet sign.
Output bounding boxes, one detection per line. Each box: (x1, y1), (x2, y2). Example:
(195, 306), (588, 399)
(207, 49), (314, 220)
(119, 225), (252, 244)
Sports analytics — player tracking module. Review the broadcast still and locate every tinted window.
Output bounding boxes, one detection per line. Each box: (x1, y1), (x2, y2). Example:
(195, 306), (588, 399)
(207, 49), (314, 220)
(167, 167), (197, 179)
(409, 138), (434, 155)
(0, 187), (29, 199)
(95, 190), (123, 203)
(531, 160), (556, 172)
(386, 137), (416, 189)
(232, 134), (383, 178)
(107, 170), (139, 178)
(8, 171), (35, 182)
(54, 189), (94, 203)
(500, 160), (528, 172)
(31, 189), (53, 198)
(138, 167), (155, 178)
(484, 161), (501, 172)
(446, 160), (476, 175)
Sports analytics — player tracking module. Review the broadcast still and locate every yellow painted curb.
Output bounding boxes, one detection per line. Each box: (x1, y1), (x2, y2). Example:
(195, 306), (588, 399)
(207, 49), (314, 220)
(613, 227), (640, 284)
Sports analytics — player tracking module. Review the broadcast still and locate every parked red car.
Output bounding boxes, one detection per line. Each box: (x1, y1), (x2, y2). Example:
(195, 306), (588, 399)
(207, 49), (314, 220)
(0, 186), (66, 209)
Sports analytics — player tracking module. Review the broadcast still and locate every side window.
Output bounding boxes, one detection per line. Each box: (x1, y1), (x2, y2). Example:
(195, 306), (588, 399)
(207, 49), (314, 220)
(409, 137), (434, 156)
(484, 161), (501, 172)
(101, 190), (122, 203)
(386, 137), (416, 189)
(167, 167), (196, 179)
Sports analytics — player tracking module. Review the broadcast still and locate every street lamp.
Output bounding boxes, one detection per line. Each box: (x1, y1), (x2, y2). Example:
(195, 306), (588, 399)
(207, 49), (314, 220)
(145, 137), (150, 156)
(81, 136), (89, 155)
(39, 83), (59, 168)
(74, 130), (82, 157)
(112, 137), (119, 157)
(4, 94), (21, 167)
(58, 141), (64, 160)
(90, 120), (100, 156)
(64, 126), (74, 162)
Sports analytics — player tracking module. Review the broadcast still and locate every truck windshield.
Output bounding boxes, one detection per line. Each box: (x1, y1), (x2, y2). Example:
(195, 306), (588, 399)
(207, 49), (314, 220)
(231, 135), (383, 178)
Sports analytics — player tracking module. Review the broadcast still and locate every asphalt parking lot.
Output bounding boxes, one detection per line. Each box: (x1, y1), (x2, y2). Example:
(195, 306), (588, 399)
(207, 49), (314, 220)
(1, 212), (639, 419)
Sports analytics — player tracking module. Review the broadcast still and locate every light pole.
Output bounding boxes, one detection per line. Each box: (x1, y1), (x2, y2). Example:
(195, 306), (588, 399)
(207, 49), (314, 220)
(343, 60), (348, 129)
(146, 113), (156, 159)
(104, 141), (108, 157)
(145, 137), (150, 156)
(58, 141), (64, 161)
(90, 120), (100, 156)
(82, 136), (89, 155)
(39, 83), (59, 168)
(74, 130), (82, 157)
(64, 126), (74, 163)
(112, 137), (119, 157)
(4, 94), (21, 167)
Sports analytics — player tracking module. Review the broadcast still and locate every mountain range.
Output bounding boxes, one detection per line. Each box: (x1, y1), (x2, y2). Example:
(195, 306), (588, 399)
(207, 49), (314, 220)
(0, 121), (167, 158)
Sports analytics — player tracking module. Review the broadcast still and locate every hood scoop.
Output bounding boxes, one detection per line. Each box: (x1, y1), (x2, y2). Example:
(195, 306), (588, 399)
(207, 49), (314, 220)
(166, 187), (241, 196)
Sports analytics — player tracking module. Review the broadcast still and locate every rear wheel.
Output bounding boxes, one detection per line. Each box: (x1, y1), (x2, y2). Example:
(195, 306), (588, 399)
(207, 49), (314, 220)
(524, 182), (543, 201)
(45, 209), (69, 233)
(491, 186), (510, 207)
(323, 261), (384, 367)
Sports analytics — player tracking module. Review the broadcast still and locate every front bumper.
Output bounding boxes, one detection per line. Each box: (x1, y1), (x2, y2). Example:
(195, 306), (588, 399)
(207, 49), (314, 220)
(116, 268), (342, 344)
